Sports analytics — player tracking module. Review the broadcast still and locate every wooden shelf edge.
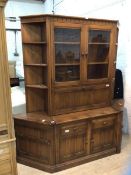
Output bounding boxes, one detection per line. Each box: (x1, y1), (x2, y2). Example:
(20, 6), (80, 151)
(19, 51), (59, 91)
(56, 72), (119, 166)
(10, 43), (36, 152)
(26, 85), (48, 89)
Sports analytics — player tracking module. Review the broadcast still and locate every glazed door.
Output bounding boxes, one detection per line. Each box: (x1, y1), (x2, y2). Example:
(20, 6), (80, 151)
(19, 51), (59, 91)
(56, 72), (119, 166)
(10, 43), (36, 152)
(52, 22), (84, 86)
(85, 23), (117, 83)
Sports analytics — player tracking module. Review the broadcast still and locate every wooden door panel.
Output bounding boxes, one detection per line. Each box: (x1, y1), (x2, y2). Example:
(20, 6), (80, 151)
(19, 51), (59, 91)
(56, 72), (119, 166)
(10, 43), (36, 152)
(59, 136), (75, 161)
(16, 137), (52, 164)
(91, 116), (116, 154)
(58, 122), (88, 163)
(15, 124), (54, 164)
(52, 85), (110, 115)
(91, 127), (115, 153)
(102, 127), (114, 149)
(74, 134), (87, 156)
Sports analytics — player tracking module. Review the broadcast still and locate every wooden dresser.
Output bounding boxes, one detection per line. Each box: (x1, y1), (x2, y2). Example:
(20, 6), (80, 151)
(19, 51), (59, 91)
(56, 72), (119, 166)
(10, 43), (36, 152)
(14, 14), (123, 173)
(0, 0), (17, 174)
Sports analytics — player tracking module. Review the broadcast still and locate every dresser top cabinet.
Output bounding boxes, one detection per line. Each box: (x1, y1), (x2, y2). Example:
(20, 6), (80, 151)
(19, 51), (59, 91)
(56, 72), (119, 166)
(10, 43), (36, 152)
(20, 14), (118, 116)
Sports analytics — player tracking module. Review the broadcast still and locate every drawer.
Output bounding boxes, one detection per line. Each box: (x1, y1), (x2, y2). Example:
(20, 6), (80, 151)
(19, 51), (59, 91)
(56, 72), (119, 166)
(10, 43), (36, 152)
(60, 122), (87, 136)
(92, 117), (115, 129)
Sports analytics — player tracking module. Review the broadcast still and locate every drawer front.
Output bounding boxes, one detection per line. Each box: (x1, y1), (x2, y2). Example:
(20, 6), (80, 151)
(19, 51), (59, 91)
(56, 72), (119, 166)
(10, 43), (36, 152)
(92, 116), (115, 129)
(61, 122), (87, 137)
(15, 124), (52, 140)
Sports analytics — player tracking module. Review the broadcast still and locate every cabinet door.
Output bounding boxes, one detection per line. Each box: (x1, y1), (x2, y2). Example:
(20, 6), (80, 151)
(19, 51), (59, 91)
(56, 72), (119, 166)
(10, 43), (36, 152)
(90, 116), (116, 154)
(56, 122), (88, 163)
(52, 22), (84, 86)
(15, 123), (54, 165)
(85, 23), (118, 83)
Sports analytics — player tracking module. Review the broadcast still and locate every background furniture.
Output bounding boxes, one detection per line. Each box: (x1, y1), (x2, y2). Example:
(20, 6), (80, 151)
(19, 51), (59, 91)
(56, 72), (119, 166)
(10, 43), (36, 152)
(8, 60), (19, 87)
(0, 0), (17, 175)
(14, 14), (122, 173)
(9, 60), (16, 78)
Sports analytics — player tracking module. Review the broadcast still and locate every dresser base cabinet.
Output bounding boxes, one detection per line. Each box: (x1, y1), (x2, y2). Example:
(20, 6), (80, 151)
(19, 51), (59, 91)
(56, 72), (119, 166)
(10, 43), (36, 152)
(14, 107), (122, 173)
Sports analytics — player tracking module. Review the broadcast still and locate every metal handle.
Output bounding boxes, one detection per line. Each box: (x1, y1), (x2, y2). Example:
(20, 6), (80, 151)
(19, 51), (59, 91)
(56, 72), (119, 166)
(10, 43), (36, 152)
(65, 129), (70, 133)
(106, 84), (110, 87)
(103, 121), (107, 125)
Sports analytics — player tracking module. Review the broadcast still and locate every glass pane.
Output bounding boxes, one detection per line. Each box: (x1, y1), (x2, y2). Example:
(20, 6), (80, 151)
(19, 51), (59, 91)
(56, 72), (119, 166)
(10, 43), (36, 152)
(55, 28), (80, 42)
(55, 44), (80, 63)
(88, 44), (109, 62)
(87, 64), (108, 79)
(89, 30), (110, 43)
(55, 66), (80, 82)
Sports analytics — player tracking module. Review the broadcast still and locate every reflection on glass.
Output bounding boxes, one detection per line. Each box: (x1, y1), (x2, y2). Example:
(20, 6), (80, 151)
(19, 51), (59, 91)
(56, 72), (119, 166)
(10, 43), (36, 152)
(89, 30), (110, 43)
(55, 44), (80, 63)
(55, 28), (80, 42)
(88, 44), (109, 62)
(87, 64), (108, 79)
(55, 66), (80, 82)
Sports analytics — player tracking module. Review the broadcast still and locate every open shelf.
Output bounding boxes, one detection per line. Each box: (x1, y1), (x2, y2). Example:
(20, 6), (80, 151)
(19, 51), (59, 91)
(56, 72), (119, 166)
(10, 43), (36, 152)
(23, 44), (47, 64)
(26, 87), (48, 113)
(22, 22), (46, 42)
(24, 66), (47, 86)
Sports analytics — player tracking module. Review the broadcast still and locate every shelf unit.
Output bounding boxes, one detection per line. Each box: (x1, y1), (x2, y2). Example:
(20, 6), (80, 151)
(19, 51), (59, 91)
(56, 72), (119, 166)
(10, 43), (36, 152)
(14, 14), (122, 173)
(21, 20), (48, 113)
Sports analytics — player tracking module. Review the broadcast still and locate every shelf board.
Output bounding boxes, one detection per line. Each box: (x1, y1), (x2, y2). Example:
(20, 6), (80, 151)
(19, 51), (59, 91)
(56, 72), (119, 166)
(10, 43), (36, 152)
(24, 64), (47, 67)
(55, 63), (80, 66)
(88, 62), (108, 65)
(23, 41), (47, 44)
(88, 42), (109, 45)
(26, 85), (48, 89)
(54, 42), (80, 45)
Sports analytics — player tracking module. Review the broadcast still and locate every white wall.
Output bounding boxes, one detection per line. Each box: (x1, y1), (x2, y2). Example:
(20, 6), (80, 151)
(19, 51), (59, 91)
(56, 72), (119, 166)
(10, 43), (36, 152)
(5, 0), (46, 77)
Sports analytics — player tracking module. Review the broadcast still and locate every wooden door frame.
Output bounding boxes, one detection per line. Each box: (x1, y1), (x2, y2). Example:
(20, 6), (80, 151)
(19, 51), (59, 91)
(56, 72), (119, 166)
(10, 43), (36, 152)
(0, 0), (17, 174)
